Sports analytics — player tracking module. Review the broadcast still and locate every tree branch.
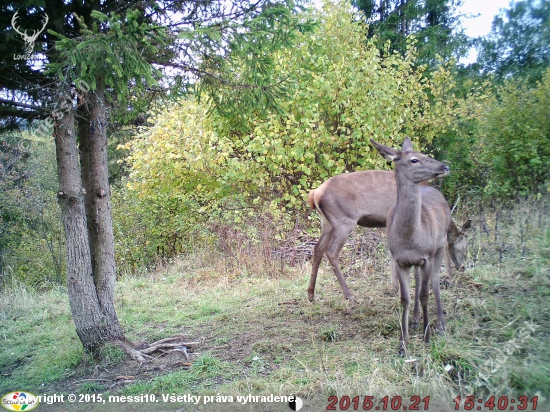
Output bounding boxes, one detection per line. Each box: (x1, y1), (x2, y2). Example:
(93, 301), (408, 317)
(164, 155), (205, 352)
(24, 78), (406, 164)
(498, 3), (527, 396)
(0, 97), (44, 112)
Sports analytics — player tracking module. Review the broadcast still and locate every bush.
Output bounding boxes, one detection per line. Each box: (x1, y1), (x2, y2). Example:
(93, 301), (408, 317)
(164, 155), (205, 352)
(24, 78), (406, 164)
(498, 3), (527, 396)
(479, 69), (550, 198)
(115, 2), (482, 264)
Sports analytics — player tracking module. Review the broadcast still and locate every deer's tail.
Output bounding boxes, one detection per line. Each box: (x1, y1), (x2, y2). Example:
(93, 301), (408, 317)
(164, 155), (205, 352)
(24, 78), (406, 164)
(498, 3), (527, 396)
(307, 189), (316, 210)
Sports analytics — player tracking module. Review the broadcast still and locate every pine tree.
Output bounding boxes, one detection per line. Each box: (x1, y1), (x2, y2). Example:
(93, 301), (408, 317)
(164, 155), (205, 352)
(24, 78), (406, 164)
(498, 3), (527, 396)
(476, 0), (550, 83)
(352, 0), (468, 66)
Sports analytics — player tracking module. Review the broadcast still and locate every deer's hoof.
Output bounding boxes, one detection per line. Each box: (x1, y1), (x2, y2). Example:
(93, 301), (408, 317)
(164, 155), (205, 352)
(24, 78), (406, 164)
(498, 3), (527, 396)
(434, 321), (446, 336)
(307, 293), (315, 302)
(398, 346), (406, 357)
(440, 277), (450, 288)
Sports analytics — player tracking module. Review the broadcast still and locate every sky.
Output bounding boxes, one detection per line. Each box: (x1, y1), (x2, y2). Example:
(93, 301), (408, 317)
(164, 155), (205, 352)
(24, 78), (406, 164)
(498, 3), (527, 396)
(457, 0), (512, 38)
(312, 0), (514, 63)
(456, 0), (512, 63)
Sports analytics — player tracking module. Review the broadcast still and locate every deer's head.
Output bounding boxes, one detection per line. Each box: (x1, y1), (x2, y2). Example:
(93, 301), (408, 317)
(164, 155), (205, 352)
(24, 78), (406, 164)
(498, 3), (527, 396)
(370, 137), (449, 183)
(448, 219), (473, 270)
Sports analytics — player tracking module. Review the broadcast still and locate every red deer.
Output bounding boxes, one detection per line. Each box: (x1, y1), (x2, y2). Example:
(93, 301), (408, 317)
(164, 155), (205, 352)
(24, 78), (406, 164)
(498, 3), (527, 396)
(307, 170), (470, 302)
(371, 137), (451, 355)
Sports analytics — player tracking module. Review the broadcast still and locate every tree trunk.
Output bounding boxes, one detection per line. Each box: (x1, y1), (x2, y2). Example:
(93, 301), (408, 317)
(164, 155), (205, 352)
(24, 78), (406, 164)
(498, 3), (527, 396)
(0, 243), (4, 290)
(400, 0), (406, 34)
(78, 80), (125, 338)
(54, 84), (125, 354)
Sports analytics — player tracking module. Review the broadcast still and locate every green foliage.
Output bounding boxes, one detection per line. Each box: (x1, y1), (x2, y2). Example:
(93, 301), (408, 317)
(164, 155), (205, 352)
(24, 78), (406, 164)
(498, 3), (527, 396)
(47, 9), (168, 121)
(427, 75), (493, 197)
(116, 2), (474, 264)
(221, 3), (466, 213)
(478, 69), (550, 198)
(0, 133), (30, 261)
(197, 3), (315, 132)
(0, 132), (64, 287)
(352, 0), (469, 66)
(476, 0), (550, 84)
(114, 100), (230, 269)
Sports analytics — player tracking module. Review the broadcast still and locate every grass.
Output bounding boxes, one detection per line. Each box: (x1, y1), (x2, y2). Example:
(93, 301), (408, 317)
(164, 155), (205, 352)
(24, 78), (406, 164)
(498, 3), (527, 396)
(1, 197), (549, 411)
(0, 285), (83, 387)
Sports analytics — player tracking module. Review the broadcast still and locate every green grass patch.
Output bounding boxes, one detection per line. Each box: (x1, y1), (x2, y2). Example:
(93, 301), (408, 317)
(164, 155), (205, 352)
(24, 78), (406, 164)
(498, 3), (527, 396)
(0, 285), (84, 392)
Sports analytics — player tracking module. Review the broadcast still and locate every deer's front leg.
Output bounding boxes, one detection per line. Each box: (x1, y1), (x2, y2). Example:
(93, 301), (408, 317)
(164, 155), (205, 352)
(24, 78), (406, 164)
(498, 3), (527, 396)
(419, 260), (433, 344)
(411, 266), (421, 330)
(396, 264), (411, 356)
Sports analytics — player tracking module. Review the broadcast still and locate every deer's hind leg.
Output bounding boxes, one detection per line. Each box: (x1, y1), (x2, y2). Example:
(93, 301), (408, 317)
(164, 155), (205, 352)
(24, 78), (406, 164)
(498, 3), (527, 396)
(324, 219), (356, 300)
(390, 258), (399, 294)
(307, 216), (333, 302)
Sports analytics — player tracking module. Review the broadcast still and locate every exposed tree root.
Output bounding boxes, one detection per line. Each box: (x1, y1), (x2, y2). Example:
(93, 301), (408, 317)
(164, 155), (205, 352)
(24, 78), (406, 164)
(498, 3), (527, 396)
(116, 335), (198, 363)
(117, 341), (152, 362)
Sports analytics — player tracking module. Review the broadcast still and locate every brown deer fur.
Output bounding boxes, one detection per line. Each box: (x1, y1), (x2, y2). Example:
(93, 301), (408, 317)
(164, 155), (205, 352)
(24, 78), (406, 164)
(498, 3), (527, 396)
(371, 137), (451, 355)
(307, 170), (470, 302)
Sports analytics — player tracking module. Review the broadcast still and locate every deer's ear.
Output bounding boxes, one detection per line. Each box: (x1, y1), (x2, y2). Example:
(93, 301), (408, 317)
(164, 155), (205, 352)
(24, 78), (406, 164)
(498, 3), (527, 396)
(448, 220), (459, 242)
(402, 137), (413, 153)
(461, 219), (473, 233)
(370, 139), (400, 162)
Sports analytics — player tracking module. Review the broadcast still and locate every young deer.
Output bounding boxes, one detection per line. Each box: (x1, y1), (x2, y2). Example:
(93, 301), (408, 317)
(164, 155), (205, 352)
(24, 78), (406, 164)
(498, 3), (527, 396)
(307, 170), (470, 301)
(371, 137), (451, 355)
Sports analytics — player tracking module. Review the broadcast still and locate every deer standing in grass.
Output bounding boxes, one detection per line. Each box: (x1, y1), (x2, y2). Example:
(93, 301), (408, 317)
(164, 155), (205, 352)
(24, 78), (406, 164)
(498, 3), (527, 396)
(307, 170), (470, 302)
(371, 137), (451, 355)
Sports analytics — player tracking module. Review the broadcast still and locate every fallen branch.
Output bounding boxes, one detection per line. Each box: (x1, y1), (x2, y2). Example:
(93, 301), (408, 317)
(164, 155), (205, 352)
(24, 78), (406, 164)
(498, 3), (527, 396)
(115, 375), (135, 380)
(147, 334), (193, 347)
(73, 378), (111, 383)
(142, 341), (198, 355)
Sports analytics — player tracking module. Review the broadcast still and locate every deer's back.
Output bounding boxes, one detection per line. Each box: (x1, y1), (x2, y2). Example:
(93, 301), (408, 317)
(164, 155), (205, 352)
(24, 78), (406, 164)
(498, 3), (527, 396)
(309, 170), (396, 227)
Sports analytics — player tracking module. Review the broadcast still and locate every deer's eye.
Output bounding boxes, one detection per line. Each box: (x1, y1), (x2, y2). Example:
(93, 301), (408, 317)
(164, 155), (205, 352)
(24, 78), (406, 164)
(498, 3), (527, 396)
(410, 158), (419, 164)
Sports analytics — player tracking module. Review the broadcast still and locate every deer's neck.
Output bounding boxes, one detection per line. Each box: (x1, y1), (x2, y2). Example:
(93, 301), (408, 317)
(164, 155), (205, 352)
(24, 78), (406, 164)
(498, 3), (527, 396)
(393, 175), (422, 237)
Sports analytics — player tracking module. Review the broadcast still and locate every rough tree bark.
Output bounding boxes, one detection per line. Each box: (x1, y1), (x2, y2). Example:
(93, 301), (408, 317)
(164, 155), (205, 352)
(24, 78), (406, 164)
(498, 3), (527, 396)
(54, 84), (125, 354)
(78, 80), (125, 338)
